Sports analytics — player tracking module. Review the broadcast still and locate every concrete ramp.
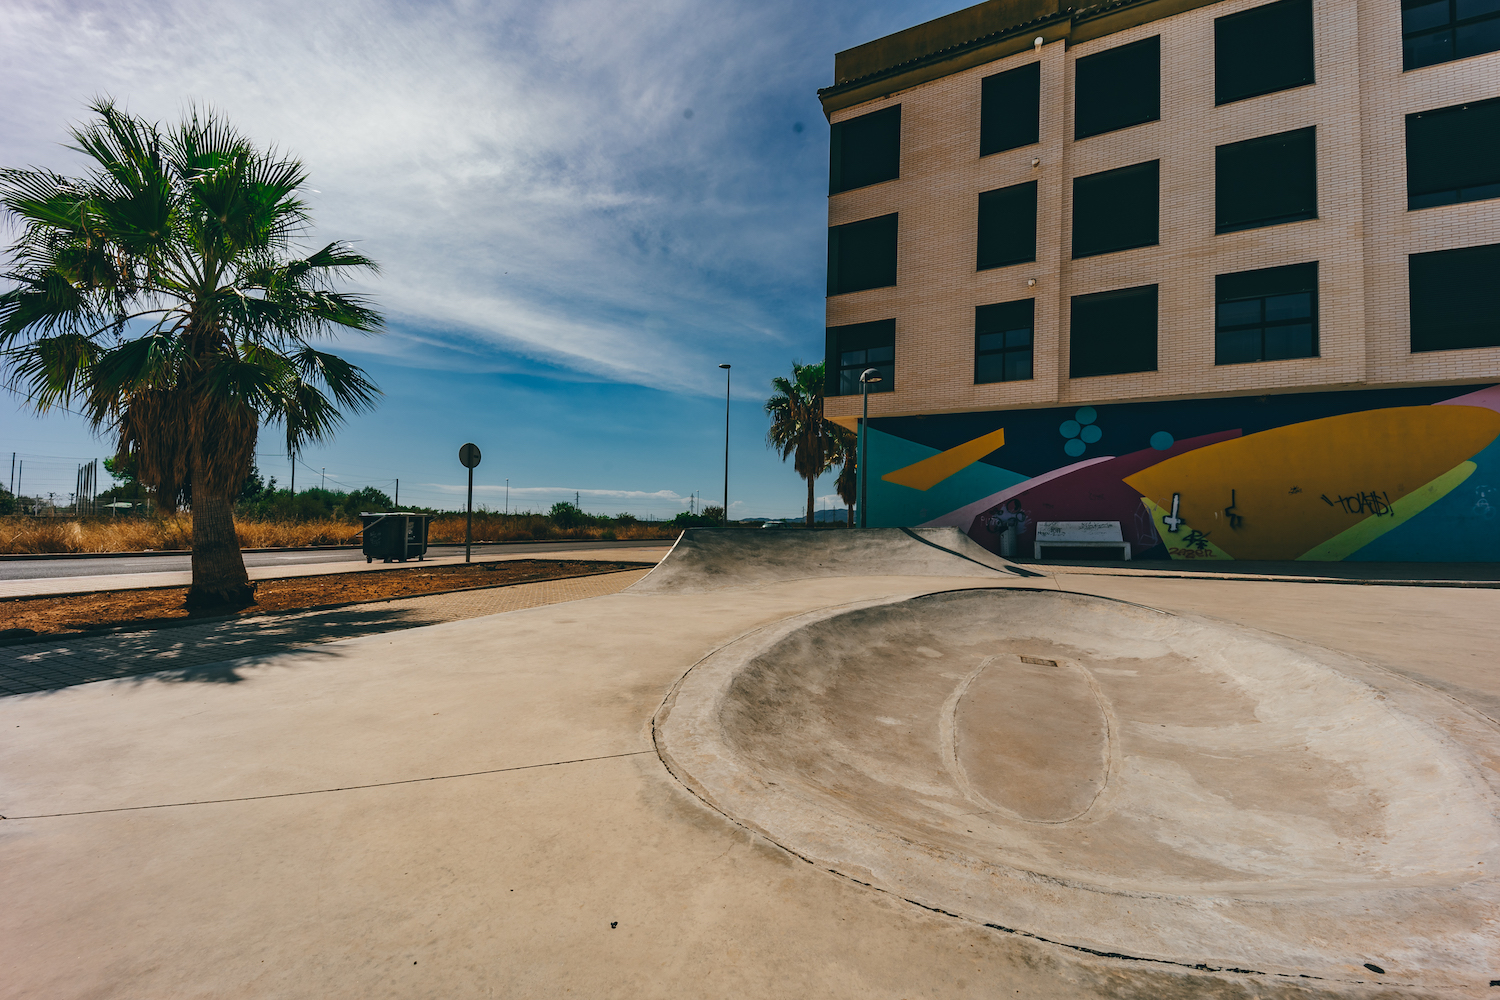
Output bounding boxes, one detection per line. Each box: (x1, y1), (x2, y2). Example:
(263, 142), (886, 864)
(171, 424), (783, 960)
(655, 588), (1500, 989)
(628, 527), (1027, 594)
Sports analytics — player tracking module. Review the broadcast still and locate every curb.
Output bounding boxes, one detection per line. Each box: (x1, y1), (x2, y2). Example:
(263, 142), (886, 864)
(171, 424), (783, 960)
(0, 537), (678, 562)
(0, 564), (654, 649)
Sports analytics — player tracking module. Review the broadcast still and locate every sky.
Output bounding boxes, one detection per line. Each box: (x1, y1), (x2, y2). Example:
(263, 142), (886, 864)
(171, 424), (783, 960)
(0, 0), (965, 519)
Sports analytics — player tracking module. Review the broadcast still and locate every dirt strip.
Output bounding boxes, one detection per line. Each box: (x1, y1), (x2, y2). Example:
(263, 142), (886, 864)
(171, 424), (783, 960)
(0, 559), (651, 638)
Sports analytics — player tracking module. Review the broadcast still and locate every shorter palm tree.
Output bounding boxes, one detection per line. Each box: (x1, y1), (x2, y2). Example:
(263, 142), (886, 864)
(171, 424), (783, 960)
(765, 361), (840, 527)
(832, 423), (857, 526)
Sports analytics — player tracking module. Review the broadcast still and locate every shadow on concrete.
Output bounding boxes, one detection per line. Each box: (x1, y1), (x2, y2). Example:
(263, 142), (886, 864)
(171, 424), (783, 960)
(0, 603), (446, 696)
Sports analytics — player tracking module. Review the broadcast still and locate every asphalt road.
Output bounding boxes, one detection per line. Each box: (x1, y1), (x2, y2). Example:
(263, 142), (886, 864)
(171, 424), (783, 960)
(0, 538), (671, 582)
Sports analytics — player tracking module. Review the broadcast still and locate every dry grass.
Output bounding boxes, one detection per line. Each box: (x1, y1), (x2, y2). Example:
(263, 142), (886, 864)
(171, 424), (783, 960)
(1, 559), (651, 635)
(0, 513), (678, 554)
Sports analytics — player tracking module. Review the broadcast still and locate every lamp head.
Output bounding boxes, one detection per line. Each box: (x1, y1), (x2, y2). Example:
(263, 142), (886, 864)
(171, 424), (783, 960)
(859, 368), (883, 384)
(718, 363), (731, 369)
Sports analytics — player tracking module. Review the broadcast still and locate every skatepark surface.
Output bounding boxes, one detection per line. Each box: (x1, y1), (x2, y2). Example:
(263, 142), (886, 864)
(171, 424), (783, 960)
(3, 529), (1498, 998)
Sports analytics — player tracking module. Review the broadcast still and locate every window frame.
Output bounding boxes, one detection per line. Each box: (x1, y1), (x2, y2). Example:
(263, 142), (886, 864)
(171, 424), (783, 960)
(826, 319), (896, 396)
(977, 181), (1038, 271)
(1405, 96), (1500, 210)
(975, 299), (1036, 385)
(980, 61), (1041, 156)
(1409, 243), (1500, 353)
(1068, 284), (1159, 379)
(1214, 0), (1316, 106)
(1401, 0), (1500, 70)
(1214, 262), (1320, 366)
(1071, 160), (1160, 259)
(1073, 36), (1162, 140)
(1215, 126), (1318, 234)
(826, 213), (899, 297)
(829, 106), (902, 195)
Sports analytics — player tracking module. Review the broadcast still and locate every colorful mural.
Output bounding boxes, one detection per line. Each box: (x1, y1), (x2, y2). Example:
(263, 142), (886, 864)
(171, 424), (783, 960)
(862, 383), (1500, 562)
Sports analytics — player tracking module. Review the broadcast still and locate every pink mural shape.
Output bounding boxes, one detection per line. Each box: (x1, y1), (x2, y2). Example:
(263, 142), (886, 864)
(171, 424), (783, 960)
(964, 430), (1242, 558)
(1434, 384), (1500, 414)
(918, 456), (1116, 529)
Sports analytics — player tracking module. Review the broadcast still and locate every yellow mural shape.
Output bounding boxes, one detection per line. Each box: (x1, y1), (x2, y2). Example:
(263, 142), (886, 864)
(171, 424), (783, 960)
(1298, 460), (1477, 561)
(1137, 497), (1235, 561)
(1123, 406), (1500, 561)
(881, 427), (1007, 491)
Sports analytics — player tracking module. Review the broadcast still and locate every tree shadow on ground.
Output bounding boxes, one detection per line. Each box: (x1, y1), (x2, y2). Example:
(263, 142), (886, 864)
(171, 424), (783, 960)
(0, 603), (449, 696)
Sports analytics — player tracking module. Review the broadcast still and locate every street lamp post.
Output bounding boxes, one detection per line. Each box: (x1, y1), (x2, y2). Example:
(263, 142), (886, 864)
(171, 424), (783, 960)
(718, 363), (731, 526)
(857, 367), (884, 529)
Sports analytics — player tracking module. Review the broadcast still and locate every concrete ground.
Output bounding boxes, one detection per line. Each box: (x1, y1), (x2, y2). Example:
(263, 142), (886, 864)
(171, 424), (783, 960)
(2, 539), (1497, 998)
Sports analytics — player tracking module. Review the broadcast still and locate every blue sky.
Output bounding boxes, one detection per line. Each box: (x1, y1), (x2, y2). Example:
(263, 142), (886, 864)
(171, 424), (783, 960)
(0, 0), (964, 518)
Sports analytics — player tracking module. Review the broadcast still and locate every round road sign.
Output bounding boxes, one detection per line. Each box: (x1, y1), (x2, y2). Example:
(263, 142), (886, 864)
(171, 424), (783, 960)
(459, 442), (482, 468)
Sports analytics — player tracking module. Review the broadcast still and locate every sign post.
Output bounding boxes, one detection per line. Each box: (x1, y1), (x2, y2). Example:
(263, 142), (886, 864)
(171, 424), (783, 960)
(459, 443), (482, 563)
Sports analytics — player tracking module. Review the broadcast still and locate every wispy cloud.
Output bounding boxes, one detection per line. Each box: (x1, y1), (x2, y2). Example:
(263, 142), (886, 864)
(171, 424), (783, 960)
(1, 0), (863, 393)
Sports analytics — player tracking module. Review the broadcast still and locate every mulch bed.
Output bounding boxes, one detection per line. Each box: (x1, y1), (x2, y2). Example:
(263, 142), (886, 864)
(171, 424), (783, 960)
(0, 559), (650, 638)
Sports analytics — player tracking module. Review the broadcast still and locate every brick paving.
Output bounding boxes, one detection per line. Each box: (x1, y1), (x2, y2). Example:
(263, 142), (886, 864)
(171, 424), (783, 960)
(0, 568), (649, 696)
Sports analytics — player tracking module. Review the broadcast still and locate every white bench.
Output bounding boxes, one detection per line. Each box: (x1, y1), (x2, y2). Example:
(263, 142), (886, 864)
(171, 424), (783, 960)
(1034, 520), (1131, 560)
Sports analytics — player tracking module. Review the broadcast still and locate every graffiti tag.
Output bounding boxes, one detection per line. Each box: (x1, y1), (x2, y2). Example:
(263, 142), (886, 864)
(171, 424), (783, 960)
(1161, 493), (1183, 533)
(1321, 491), (1393, 517)
(1224, 489), (1243, 530)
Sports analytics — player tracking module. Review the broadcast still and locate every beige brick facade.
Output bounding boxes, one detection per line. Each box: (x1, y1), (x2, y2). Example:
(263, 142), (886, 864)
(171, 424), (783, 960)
(821, 0), (1500, 425)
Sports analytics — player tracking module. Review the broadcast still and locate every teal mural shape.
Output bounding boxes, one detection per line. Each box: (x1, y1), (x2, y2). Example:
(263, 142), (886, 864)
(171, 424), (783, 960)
(865, 425), (1027, 527)
(1346, 435), (1500, 562)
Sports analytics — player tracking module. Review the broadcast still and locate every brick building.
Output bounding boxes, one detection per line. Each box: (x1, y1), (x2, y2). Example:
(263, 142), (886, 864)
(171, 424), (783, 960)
(820, 0), (1500, 561)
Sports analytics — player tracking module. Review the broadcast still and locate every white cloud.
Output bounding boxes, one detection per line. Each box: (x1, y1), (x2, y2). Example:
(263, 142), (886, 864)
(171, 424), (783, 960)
(1, 0), (839, 395)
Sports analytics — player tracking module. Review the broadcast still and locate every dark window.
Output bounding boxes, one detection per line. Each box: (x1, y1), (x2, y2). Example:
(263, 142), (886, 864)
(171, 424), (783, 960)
(1070, 285), (1158, 378)
(1215, 262), (1319, 365)
(826, 319), (896, 395)
(1072, 161), (1159, 258)
(1215, 0), (1315, 105)
(1074, 36), (1160, 140)
(1410, 243), (1500, 352)
(1402, 0), (1500, 70)
(978, 182), (1038, 270)
(1216, 127), (1317, 233)
(975, 299), (1035, 383)
(981, 62), (1041, 155)
(1406, 97), (1500, 210)
(829, 106), (901, 194)
(827, 214), (897, 296)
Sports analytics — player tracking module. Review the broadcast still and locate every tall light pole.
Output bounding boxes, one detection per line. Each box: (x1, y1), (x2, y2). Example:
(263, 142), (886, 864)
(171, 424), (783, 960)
(718, 363), (731, 526)
(857, 367), (883, 529)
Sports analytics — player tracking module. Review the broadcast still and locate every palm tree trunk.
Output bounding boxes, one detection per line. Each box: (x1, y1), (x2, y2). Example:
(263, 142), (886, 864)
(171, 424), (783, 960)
(806, 474), (816, 527)
(185, 450), (255, 610)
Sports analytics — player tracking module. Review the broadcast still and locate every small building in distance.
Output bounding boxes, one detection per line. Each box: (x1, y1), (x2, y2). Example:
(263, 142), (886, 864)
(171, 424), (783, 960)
(819, 0), (1500, 562)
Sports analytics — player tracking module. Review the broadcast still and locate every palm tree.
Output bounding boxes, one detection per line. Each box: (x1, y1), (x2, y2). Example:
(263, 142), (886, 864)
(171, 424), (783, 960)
(832, 423), (857, 526)
(765, 361), (840, 527)
(0, 100), (382, 609)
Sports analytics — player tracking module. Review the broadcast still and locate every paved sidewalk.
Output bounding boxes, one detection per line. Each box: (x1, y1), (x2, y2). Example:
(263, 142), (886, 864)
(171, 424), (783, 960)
(0, 568), (649, 696)
(0, 546), (669, 599)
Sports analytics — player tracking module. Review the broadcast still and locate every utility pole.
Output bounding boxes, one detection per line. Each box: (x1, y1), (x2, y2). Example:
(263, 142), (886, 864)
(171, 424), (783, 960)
(718, 363), (731, 526)
(505, 478), (509, 515)
(321, 467), (326, 490)
(394, 479), (399, 508)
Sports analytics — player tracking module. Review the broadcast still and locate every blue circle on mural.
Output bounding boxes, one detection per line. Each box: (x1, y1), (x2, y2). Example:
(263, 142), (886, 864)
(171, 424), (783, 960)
(1080, 424), (1102, 444)
(1063, 438), (1087, 457)
(1150, 431), (1175, 451)
(1060, 420), (1082, 438)
(1075, 406), (1097, 425)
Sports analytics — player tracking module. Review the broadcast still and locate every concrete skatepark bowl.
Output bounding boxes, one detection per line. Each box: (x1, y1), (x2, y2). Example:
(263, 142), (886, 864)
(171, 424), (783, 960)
(648, 533), (1500, 993)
